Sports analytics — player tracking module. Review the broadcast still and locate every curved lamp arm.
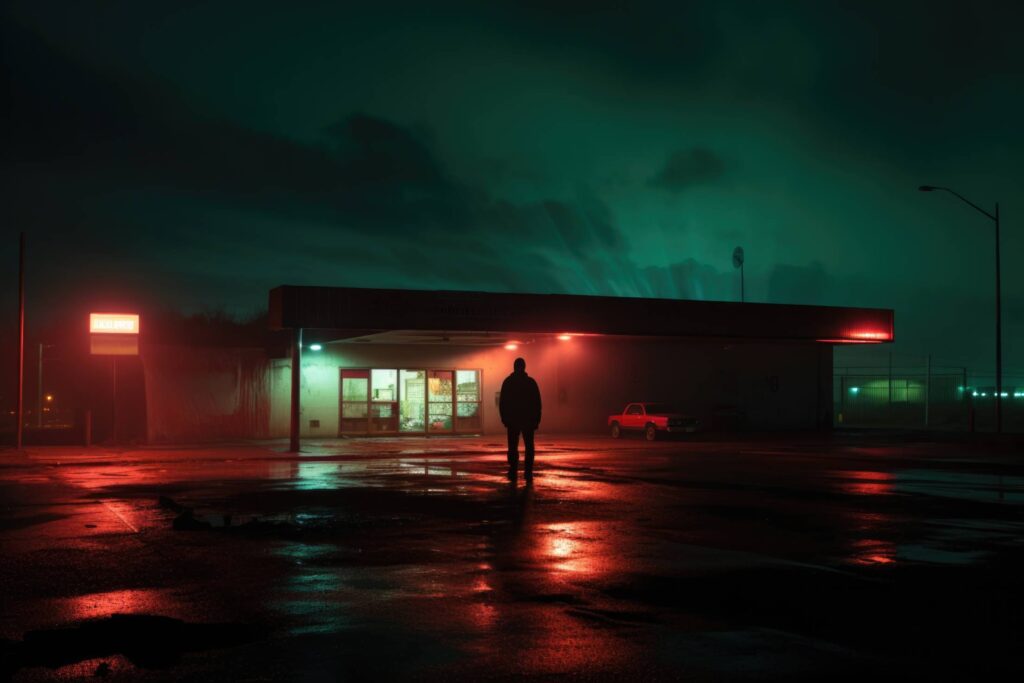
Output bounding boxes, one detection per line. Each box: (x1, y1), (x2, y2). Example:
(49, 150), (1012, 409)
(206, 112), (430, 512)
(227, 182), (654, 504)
(918, 185), (996, 221)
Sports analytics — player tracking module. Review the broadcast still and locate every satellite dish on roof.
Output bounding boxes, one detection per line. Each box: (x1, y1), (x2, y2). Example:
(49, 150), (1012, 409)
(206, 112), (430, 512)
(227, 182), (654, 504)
(732, 246), (745, 302)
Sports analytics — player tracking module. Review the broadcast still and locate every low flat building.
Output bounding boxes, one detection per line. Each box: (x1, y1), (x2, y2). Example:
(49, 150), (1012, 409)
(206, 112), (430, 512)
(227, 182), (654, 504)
(266, 286), (893, 445)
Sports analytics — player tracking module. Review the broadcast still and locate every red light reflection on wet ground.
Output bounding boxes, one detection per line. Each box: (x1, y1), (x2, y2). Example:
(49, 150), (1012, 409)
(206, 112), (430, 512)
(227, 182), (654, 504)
(6, 437), (1024, 679)
(62, 589), (171, 621)
(849, 538), (897, 565)
(837, 470), (895, 496)
(540, 522), (607, 575)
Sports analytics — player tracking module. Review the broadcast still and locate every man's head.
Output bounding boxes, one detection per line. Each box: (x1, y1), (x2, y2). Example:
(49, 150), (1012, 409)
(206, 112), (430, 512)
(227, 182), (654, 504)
(513, 357), (526, 373)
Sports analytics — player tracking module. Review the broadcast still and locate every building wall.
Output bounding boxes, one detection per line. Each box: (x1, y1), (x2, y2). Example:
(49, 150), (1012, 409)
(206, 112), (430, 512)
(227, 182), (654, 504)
(143, 346), (270, 443)
(268, 337), (833, 437)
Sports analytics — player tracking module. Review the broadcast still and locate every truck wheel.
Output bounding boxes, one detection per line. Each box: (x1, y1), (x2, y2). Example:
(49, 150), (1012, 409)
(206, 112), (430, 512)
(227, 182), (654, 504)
(610, 422), (621, 439)
(644, 424), (657, 441)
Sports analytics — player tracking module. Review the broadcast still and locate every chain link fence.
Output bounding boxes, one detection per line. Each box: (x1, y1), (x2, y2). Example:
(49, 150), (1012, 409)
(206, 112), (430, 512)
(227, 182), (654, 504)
(835, 360), (1024, 432)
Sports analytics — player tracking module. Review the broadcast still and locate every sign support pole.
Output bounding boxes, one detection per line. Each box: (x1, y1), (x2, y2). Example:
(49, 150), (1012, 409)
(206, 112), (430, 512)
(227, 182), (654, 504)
(112, 356), (118, 445)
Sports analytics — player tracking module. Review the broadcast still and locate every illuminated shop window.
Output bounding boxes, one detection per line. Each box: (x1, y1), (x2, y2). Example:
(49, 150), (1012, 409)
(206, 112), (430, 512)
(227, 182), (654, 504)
(428, 370), (454, 432)
(400, 370), (426, 432)
(370, 369), (399, 432)
(371, 369), (397, 401)
(339, 368), (482, 435)
(455, 370), (481, 431)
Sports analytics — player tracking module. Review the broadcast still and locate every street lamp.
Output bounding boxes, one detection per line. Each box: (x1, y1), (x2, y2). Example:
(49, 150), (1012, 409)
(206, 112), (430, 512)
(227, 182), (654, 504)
(918, 185), (1002, 433)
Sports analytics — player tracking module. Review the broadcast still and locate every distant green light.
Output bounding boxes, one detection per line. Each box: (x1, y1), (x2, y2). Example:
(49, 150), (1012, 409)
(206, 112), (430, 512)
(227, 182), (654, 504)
(849, 387), (859, 394)
(309, 343), (323, 351)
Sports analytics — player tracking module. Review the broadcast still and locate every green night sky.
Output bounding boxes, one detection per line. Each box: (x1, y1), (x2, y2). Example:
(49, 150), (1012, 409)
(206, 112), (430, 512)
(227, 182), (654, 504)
(2, 1), (1023, 378)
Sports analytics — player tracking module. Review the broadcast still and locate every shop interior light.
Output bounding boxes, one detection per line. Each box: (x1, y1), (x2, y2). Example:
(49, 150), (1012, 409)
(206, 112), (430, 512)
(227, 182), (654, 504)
(309, 343), (323, 351)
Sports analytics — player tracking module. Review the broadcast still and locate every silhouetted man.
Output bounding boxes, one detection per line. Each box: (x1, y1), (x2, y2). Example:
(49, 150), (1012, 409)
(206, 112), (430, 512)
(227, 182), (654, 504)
(499, 357), (542, 481)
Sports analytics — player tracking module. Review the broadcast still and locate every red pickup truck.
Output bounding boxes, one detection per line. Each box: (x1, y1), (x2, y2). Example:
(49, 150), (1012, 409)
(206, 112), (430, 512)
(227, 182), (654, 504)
(608, 403), (699, 441)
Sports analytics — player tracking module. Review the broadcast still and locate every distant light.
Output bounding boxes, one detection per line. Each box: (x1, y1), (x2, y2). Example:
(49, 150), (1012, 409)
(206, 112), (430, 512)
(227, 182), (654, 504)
(309, 343), (323, 351)
(1000, 392), (1008, 397)
(504, 342), (518, 350)
(557, 334), (572, 341)
(981, 392), (988, 397)
(849, 387), (859, 394)
(45, 394), (53, 402)
(972, 391), (979, 397)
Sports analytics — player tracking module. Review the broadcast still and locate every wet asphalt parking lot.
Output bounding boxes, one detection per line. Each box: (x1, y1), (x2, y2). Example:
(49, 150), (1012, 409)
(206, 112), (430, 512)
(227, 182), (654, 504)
(2, 432), (1023, 681)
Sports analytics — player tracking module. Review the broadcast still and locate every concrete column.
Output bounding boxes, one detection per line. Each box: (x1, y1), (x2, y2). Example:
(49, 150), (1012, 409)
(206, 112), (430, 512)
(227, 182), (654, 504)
(289, 328), (302, 452)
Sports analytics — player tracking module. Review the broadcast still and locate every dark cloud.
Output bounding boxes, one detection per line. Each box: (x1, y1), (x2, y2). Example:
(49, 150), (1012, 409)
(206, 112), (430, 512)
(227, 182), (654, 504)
(648, 148), (726, 193)
(767, 263), (829, 305)
(1, 2), (1022, 377)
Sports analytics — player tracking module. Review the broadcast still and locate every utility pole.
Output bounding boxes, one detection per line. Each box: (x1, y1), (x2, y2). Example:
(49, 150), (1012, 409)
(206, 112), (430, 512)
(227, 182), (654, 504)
(994, 202), (1001, 433)
(732, 246), (745, 303)
(111, 357), (118, 444)
(16, 233), (26, 450)
(924, 354), (931, 428)
(919, 186), (1002, 432)
(37, 343), (43, 428)
(741, 262), (745, 303)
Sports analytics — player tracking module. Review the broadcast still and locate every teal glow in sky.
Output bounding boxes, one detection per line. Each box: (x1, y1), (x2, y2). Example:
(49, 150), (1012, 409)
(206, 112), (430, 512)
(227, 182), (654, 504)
(2, 0), (1022, 374)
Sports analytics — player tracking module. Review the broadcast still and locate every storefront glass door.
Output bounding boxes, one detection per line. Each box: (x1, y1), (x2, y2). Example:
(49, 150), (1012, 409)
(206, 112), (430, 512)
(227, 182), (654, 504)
(427, 370), (454, 433)
(455, 369), (481, 431)
(399, 370), (426, 432)
(370, 369), (398, 432)
(340, 369), (369, 434)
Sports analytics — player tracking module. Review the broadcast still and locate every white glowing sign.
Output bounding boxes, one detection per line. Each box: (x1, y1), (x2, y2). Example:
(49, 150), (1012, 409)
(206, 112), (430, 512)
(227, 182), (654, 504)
(90, 313), (140, 335)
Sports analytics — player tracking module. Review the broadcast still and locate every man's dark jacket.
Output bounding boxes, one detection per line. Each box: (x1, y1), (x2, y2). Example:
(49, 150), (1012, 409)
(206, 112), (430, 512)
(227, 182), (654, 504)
(499, 371), (542, 429)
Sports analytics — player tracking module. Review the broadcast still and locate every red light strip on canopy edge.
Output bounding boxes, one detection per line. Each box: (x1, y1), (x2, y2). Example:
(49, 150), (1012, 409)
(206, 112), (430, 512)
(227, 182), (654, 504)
(817, 329), (892, 344)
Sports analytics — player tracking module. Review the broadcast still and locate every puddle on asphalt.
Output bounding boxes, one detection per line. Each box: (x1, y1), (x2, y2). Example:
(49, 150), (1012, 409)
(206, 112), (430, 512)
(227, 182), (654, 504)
(844, 515), (1020, 567)
(5, 614), (261, 677)
(894, 470), (1024, 504)
(831, 469), (1024, 505)
(832, 470), (896, 496)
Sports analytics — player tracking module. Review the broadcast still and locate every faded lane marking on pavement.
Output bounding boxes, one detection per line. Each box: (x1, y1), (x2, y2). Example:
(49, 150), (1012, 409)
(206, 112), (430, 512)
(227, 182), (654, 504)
(101, 500), (139, 533)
